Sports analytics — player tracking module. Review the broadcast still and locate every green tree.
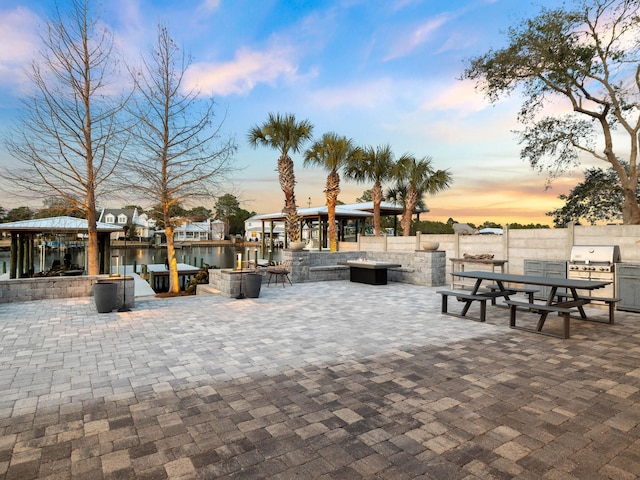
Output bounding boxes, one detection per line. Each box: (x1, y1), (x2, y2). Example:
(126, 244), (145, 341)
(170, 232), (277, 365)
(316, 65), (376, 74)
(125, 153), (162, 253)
(304, 132), (360, 251)
(508, 223), (550, 229)
(214, 194), (255, 235)
(356, 190), (372, 202)
(391, 155), (452, 237)
(35, 197), (85, 218)
(479, 221), (502, 229)
(125, 25), (235, 293)
(149, 203), (187, 228)
(463, 0), (640, 224)
(345, 144), (395, 236)
(4, 207), (34, 223)
(547, 166), (636, 227)
(186, 206), (212, 222)
(413, 220), (454, 234)
(123, 205), (144, 213)
(247, 113), (314, 242)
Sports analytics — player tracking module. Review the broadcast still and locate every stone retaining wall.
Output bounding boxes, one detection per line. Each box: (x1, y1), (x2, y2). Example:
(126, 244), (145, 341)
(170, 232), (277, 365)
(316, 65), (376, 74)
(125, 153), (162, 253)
(208, 268), (266, 298)
(0, 275), (135, 309)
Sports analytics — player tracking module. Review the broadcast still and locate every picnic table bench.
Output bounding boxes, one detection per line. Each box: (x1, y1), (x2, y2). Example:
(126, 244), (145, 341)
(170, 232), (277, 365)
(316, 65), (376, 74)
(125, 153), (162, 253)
(437, 289), (516, 322)
(505, 299), (589, 339)
(553, 290), (620, 324)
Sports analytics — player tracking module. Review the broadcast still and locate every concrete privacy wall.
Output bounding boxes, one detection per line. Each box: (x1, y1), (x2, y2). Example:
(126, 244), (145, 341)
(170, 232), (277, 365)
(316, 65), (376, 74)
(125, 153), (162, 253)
(342, 224), (640, 276)
(0, 275), (135, 307)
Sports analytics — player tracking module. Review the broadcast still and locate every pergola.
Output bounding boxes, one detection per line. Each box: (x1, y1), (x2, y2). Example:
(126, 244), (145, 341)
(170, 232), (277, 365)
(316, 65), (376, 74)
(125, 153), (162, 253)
(252, 202), (422, 252)
(0, 216), (122, 278)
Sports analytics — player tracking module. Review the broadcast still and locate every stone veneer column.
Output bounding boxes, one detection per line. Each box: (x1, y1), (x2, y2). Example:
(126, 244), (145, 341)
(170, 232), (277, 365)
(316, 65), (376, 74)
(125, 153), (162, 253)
(282, 249), (309, 283)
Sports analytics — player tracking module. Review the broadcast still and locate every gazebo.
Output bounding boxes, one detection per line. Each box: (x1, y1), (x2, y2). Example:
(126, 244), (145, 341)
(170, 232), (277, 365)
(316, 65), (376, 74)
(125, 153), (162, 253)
(0, 216), (122, 278)
(250, 201), (421, 252)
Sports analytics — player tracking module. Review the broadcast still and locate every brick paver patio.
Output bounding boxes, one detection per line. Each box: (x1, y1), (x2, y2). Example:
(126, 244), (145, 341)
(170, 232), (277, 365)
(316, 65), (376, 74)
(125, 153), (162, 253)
(1, 281), (639, 479)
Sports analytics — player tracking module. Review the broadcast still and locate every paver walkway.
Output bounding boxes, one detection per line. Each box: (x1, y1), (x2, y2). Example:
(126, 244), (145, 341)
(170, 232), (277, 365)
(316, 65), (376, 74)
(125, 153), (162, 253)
(1, 281), (640, 479)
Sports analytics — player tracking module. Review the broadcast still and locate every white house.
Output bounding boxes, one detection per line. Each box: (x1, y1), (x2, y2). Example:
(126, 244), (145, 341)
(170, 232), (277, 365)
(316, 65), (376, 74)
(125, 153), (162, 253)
(98, 208), (156, 239)
(156, 219), (226, 243)
(243, 215), (285, 242)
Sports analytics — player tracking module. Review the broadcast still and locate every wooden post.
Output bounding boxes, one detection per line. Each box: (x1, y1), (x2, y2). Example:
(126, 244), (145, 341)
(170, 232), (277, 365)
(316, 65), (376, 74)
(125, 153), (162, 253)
(10, 233), (17, 279)
(18, 233), (25, 278)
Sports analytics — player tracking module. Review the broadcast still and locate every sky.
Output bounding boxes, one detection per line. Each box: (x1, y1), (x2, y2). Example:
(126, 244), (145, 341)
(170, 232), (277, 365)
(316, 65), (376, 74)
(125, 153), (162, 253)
(0, 0), (588, 226)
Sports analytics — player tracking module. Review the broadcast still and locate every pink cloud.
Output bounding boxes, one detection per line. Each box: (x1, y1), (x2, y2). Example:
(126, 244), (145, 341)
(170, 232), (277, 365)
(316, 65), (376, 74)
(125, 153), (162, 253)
(184, 46), (300, 96)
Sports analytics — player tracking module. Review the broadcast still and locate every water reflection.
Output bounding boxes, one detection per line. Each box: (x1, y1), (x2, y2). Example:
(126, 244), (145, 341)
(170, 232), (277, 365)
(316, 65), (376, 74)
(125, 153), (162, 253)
(0, 244), (283, 274)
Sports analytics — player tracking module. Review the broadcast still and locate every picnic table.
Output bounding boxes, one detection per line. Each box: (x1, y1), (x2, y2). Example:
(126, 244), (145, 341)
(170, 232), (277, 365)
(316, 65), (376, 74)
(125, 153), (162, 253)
(439, 271), (612, 338)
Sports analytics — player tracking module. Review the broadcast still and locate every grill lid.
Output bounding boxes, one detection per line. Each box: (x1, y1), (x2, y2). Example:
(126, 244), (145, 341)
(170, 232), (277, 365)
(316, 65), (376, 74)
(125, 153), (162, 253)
(570, 245), (620, 264)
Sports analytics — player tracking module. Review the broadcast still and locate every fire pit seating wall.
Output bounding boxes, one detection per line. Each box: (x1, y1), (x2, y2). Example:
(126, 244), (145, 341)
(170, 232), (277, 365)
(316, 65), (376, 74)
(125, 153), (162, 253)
(206, 250), (446, 296)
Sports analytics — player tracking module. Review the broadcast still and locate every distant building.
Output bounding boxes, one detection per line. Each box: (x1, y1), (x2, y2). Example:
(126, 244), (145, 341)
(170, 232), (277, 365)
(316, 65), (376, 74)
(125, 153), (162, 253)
(155, 219), (226, 243)
(98, 208), (156, 239)
(243, 215), (284, 242)
(174, 219), (225, 241)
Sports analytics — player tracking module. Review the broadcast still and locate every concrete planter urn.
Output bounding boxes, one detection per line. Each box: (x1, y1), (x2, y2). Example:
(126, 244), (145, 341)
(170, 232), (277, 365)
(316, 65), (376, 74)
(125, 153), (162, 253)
(244, 273), (262, 298)
(93, 281), (117, 313)
(289, 241), (306, 251)
(422, 241), (440, 251)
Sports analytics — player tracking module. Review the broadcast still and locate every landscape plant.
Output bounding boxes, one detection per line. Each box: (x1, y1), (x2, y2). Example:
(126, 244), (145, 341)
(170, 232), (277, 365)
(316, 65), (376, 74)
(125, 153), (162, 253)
(391, 155), (452, 236)
(247, 113), (314, 243)
(304, 133), (360, 251)
(345, 144), (395, 236)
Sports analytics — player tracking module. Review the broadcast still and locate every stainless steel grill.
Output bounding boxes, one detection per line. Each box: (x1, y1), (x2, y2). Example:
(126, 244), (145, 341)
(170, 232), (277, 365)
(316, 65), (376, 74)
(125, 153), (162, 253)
(567, 245), (620, 299)
(568, 245), (620, 273)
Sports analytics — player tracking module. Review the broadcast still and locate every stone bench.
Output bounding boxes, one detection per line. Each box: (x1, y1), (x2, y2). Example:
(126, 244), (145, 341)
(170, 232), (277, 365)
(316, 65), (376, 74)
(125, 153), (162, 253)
(308, 265), (349, 282)
(389, 267), (415, 273)
(308, 265), (349, 272)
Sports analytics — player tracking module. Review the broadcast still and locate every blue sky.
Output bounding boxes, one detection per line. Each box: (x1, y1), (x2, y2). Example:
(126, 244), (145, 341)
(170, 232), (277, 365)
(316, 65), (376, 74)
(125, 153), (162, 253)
(0, 0), (580, 225)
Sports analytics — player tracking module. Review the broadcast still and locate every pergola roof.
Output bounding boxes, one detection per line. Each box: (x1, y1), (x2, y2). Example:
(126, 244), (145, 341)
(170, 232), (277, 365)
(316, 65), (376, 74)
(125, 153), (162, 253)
(0, 216), (123, 233)
(248, 201), (421, 223)
(251, 206), (374, 222)
(340, 201), (424, 216)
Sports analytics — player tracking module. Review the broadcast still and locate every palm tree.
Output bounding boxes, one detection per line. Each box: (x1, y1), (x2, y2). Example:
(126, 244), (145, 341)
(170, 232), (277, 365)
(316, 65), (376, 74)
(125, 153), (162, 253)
(391, 154), (452, 236)
(304, 132), (360, 251)
(344, 144), (395, 236)
(247, 113), (314, 243)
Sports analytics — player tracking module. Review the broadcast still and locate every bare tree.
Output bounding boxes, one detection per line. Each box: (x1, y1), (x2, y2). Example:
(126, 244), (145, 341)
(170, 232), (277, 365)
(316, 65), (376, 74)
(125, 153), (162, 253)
(126, 25), (236, 293)
(4, 0), (129, 274)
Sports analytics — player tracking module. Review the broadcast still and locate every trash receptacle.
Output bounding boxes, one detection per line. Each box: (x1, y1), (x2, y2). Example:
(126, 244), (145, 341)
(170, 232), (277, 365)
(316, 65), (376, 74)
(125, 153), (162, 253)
(93, 282), (117, 313)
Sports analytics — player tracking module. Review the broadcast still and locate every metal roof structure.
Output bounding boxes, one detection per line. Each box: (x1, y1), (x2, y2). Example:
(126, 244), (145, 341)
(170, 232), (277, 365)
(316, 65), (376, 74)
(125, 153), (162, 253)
(249, 205), (374, 222)
(0, 216), (121, 278)
(339, 201), (424, 216)
(0, 216), (122, 233)
(247, 201), (422, 223)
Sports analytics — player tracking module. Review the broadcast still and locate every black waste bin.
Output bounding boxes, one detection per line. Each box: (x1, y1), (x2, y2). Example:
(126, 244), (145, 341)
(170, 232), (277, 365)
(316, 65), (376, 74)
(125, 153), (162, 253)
(93, 282), (117, 313)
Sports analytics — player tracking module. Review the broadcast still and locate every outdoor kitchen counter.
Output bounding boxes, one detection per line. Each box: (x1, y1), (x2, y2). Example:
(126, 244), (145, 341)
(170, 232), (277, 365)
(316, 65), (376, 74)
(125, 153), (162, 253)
(450, 258), (508, 289)
(338, 261), (401, 285)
